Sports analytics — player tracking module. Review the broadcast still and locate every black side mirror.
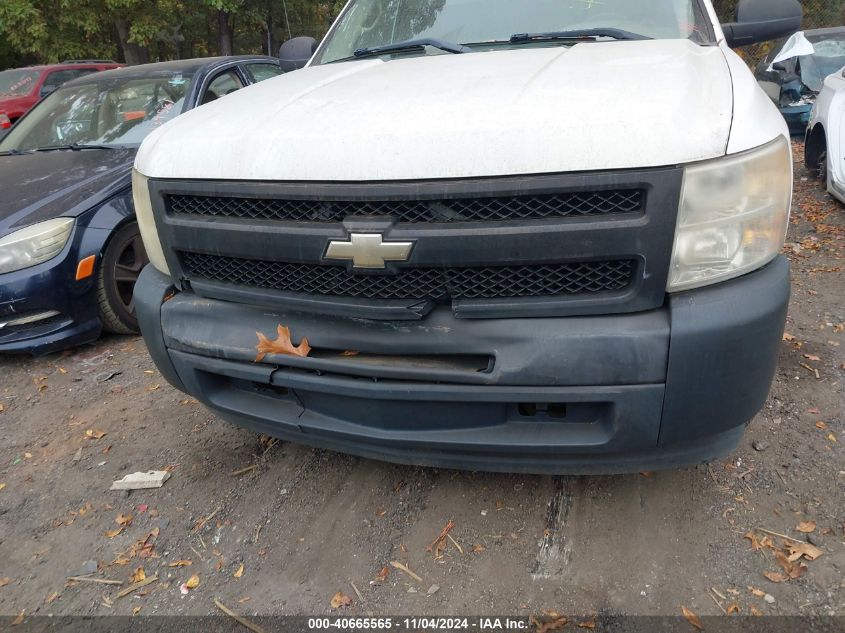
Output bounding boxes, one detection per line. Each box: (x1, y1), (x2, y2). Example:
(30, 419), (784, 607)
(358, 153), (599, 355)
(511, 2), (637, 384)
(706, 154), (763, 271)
(722, 0), (803, 48)
(279, 37), (318, 73)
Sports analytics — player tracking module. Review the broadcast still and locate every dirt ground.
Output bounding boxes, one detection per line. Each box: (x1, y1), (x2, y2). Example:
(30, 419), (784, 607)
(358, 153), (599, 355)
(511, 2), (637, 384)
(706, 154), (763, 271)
(0, 142), (843, 623)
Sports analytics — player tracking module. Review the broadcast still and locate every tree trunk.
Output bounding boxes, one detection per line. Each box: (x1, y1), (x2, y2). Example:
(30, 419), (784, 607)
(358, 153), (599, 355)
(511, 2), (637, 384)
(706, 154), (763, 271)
(115, 19), (150, 65)
(217, 10), (233, 56)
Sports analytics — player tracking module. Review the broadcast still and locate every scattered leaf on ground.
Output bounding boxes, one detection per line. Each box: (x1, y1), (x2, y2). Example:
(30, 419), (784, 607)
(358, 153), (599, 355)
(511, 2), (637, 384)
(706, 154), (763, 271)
(473, 543), (486, 553)
(234, 564), (244, 578)
(763, 571), (787, 583)
(0, 483), (5, 492)
(104, 527), (124, 538)
(727, 603), (740, 615)
(816, 421), (828, 429)
(375, 567), (389, 582)
(45, 591), (60, 604)
(168, 560), (192, 567)
(749, 587), (766, 598)
(133, 606), (141, 616)
(131, 568), (146, 584)
(254, 325), (311, 362)
(803, 354), (821, 362)
(786, 542), (824, 561)
(796, 520), (817, 533)
(426, 519), (456, 558)
(577, 619), (597, 629)
(529, 616), (567, 633)
(185, 574), (200, 589)
(681, 606), (704, 631)
(116, 513), (133, 527)
(12, 610), (24, 626)
(0, 578), (10, 587)
(330, 592), (352, 609)
(85, 430), (107, 440)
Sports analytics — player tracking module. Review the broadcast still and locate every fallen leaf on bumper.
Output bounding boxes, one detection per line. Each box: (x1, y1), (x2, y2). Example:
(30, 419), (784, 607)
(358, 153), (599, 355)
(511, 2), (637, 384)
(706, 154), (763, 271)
(254, 325), (311, 362)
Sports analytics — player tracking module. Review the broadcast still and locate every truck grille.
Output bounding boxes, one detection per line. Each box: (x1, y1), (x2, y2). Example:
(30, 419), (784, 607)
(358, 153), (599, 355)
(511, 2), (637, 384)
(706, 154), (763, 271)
(180, 253), (635, 301)
(167, 189), (644, 224)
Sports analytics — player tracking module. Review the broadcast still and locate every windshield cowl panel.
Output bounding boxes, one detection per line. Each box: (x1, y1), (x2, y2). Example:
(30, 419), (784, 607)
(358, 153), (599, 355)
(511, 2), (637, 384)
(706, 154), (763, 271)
(0, 73), (194, 154)
(315, 0), (713, 64)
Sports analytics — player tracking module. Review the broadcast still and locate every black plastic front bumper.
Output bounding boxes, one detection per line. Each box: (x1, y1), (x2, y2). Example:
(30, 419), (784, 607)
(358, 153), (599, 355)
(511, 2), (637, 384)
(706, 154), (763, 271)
(135, 257), (789, 474)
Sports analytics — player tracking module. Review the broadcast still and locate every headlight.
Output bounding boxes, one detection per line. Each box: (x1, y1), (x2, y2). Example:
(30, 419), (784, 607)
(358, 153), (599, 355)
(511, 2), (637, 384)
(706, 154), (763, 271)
(668, 136), (791, 292)
(0, 218), (74, 275)
(132, 169), (170, 275)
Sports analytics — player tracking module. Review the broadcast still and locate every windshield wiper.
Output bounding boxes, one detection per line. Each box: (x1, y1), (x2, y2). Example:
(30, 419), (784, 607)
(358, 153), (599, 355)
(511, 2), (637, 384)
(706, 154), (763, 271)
(0, 149), (30, 156)
(33, 143), (115, 152)
(351, 38), (470, 60)
(510, 28), (652, 44)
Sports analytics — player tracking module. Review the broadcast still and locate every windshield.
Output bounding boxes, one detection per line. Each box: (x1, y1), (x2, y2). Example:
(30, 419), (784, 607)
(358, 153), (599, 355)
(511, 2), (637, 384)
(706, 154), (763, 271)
(0, 69), (40, 97)
(315, 0), (712, 64)
(0, 72), (194, 152)
(800, 33), (845, 92)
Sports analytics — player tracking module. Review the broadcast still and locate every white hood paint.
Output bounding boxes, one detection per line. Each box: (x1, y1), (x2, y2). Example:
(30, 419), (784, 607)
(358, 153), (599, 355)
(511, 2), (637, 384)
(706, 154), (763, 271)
(136, 40), (733, 181)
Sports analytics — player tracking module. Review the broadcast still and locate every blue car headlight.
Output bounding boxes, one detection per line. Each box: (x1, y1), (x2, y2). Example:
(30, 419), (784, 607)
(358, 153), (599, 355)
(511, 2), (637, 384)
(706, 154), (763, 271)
(0, 218), (74, 275)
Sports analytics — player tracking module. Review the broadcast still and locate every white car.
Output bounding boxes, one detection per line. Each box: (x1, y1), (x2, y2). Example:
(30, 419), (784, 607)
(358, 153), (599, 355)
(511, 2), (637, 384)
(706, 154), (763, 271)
(806, 68), (845, 202)
(131, 0), (803, 474)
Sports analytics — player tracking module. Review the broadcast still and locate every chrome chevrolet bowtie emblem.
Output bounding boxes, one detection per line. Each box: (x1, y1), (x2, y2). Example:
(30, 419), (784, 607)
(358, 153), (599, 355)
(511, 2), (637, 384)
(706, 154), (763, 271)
(325, 233), (414, 269)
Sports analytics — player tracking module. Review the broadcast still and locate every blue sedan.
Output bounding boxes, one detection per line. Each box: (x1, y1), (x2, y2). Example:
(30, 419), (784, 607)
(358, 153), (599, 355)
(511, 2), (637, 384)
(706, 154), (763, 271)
(0, 56), (283, 354)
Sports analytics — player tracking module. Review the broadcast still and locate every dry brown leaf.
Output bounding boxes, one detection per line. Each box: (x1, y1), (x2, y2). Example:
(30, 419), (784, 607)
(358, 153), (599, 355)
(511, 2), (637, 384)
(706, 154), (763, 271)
(786, 541), (824, 561)
(234, 564), (244, 579)
(85, 429), (107, 440)
(473, 543), (486, 553)
(185, 574), (200, 589)
(168, 560), (192, 567)
(743, 530), (761, 550)
(681, 606), (704, 631)
(803, 354), (821, 362)
(238, 596), (251, 604)
(116, 513), (133, 527)
(104, 527), (124, 538)
(131, 568), (146, 583)
(750, 605), (763, 616)
(749, 587), (766, 598)
(529, 616), (568, 633)
(763, 571), (787, 583)
(828, 433), (837, 443)
(375, 509), (387, 517)
(12, 610), (24, 626)
(783, 333), (796, 341)
(0, 578), (10, 588)
(45, 591), (60, 604)
(796, 520), (817, 533)
(375, 566), (389, 582)
(147, 384), (161, 392)
(0, 403), (4, 412)
(330, 591), (352, 609)
(132, 606), (141, 616)
(0, 483), (5, 492)
(577, 619), (597, 629)
(426, 519), (456, 558)
(254, 325), (311, 362)
(726, 603), (740, 615)
(816, 421), (828, 429)
(775, 551), (808, 579)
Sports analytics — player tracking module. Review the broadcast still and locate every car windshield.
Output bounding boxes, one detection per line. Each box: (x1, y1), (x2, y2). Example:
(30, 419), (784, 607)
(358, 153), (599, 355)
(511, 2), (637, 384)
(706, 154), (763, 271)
(800, 33), (845, 92)
(0, 72), (194, 152)
(0, 69), (40, 97)
(315, 0), (712, 64)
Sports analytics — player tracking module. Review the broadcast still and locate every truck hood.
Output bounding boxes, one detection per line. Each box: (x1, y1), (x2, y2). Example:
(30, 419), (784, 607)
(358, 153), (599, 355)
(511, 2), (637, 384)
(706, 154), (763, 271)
(137, 40), (733, 181)
(0, 148), (135, 234)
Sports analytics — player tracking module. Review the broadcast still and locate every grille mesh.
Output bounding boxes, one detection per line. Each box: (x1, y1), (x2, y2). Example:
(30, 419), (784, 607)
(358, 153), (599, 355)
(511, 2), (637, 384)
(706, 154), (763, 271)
(167, 190), (644, 224)
(180, 253), (635, 301)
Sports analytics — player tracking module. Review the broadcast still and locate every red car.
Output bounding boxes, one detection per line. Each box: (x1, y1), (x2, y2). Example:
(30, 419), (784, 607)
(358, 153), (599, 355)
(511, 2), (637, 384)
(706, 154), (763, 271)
(0, 60), (121, 130)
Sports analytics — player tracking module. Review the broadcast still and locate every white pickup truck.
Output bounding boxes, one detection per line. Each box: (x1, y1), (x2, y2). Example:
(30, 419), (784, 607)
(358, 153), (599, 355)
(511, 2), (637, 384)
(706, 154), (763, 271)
(132, 0), (801, 474)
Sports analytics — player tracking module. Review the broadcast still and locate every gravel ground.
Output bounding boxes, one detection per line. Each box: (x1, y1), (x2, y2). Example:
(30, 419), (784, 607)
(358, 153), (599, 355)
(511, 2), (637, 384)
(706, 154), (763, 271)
(0, 142), (843, 623)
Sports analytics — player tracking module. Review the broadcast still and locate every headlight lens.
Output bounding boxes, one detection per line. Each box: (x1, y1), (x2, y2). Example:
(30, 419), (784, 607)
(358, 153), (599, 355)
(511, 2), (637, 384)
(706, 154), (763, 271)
(0, 217), (74, 275)
(668, 136), (792, 292)
(132, 169), (170, 275)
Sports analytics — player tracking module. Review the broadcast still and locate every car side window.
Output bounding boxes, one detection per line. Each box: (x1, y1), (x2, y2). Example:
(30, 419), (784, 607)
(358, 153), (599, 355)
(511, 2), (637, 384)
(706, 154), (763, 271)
(200, 70), (245, 105)
(244, 63), (283, 83)
(40, 69), (98, 97)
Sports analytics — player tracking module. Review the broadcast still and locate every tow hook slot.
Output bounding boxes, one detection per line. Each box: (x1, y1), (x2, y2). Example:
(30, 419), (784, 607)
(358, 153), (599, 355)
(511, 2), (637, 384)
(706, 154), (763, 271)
(517, 403), (568, 420)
